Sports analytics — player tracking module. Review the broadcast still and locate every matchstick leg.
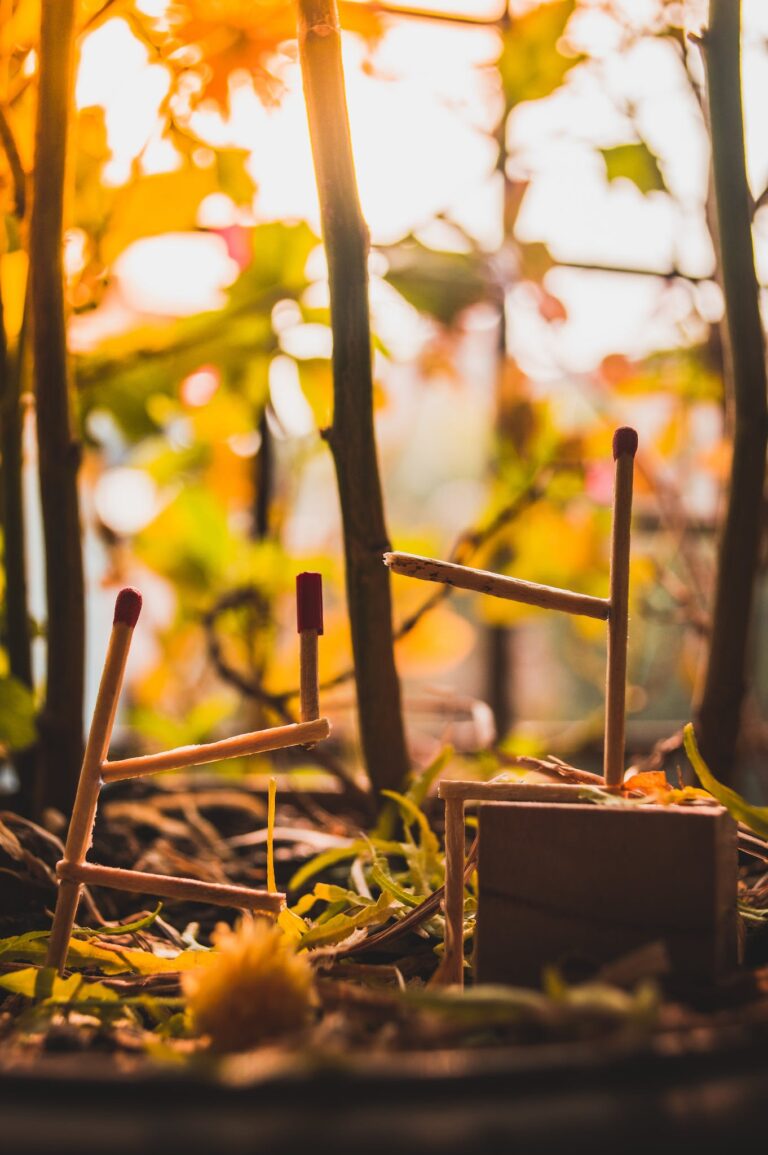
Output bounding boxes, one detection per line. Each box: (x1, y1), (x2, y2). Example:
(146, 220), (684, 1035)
(45, 588), (142, 973)
(45, 879), (85, 974)
(441, 796), (466, 987)
(604, 428), (637, 789)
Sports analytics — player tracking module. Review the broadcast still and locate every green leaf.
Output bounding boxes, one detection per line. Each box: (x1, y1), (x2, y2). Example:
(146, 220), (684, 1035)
(297, 893), (395, 949)
(498, 1), (582, 110)
(600, 143), (667, 195)
(684, 722), (768, 838)
(288, 838), (402, 891)
(406, 745), (453, 810)
(380, 789), (441, 864)
(216, 149), (256, 205)
(383, 239), (494, 326)
(0, 676), (36, 750)
(75, 905), (163, 937)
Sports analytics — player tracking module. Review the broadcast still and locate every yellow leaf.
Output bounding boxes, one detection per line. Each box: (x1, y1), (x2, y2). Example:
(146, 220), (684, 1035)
(103, 168), (218, 264)
(0, 253), (28, 341)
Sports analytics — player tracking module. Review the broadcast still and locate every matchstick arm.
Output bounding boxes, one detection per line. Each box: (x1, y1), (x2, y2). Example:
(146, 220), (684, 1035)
(57, 860), (285, 913)
(384, 552), (610, 621)
(101, 717), (331, 782)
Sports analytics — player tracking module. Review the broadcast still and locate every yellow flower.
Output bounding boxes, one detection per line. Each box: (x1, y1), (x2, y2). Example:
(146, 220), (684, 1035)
(183, 916), (316, 1052)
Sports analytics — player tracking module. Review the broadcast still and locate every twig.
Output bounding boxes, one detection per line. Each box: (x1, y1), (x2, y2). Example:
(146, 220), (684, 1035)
(298, 0), (409, 796)
(0, 105), (25, 219)
(30, 0), (86, 816)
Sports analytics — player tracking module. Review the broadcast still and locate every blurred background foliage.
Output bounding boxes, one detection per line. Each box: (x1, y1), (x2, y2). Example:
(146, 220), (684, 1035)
(0, 0), (765, 798)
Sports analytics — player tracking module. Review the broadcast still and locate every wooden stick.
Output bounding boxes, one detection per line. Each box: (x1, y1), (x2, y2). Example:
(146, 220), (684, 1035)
(442, 795), (466, 987)
(438, 780), (595, 804)
(297, 572), (322, 727)
(46, 588), (142, 972)
(58, 860), (284, 914)
(101, 717), (331, 783)
(604, 427), (638, 789)
(384, 552), (610, 621)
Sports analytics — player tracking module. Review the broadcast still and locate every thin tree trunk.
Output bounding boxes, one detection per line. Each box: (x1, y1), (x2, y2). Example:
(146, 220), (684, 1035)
(30, 0), (85, 815)
(297, 0), (410, 795)
(695, 0), (768, 781)
(0, 267), (35, 812)
(253, 408), (272, 541)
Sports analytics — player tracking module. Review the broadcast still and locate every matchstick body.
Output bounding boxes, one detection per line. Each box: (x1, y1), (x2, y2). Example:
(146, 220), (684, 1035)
(604, 428), (637, 789)
(384, 553), (609, 621)
(442, 796), (466, 987)
(58, 860), (284, 914)
(100, 717), (331, 782)
(299, 632), (320, 722)
(46, 589), (142, 972)
(296, 572), (323, 731)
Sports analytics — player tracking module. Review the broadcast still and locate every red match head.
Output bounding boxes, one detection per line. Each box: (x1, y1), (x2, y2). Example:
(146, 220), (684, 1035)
(296, 572), (323, 635)
(113, 587), (143, 628)
(612, 426), (638, 460)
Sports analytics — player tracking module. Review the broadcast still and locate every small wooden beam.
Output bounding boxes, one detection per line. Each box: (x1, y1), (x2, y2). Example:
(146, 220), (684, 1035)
(57, 860), (284, 914)
(604, 427), (637, 788)
(101, 717), (331, 782)
(384, 552), (610, 621)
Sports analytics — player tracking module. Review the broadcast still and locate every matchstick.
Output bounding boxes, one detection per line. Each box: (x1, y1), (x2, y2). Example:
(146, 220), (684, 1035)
(101, 717), (331, 782)
(297, 572), (323, 724)
(384, 553), (609, 621)
(442, 795), (466, 986)
(604, 427), (638, 789)
(46, 587), (142, 973)
(57, 860), (284, 914)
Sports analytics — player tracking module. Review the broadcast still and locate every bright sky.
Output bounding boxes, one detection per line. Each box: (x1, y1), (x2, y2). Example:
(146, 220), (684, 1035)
(73, 2), (768, 364)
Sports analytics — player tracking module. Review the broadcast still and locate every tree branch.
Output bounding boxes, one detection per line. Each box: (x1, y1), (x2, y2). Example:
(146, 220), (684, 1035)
(30, 0), (85, 815)
(694, 0), (768, 780)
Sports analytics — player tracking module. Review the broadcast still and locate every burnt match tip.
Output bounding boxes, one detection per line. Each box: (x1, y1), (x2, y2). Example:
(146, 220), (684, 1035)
(113, 587), (143, 628)
(612, 426), (638, 460)
(296, 572), (323, 635)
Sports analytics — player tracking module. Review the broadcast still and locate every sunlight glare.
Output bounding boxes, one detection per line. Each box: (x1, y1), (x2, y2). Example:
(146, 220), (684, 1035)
(114, 233), (239, 316)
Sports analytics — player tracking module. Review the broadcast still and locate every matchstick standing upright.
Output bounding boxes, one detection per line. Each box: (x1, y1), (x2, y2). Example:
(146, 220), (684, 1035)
(46, 588), (142, 973)
(297, 572), (323, 724)
(604, 426), (638, 789)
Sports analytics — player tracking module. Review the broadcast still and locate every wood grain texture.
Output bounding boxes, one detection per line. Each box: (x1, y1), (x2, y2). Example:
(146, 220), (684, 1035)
(439, 781), (589, 803)
(475, 802), (740, 987)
